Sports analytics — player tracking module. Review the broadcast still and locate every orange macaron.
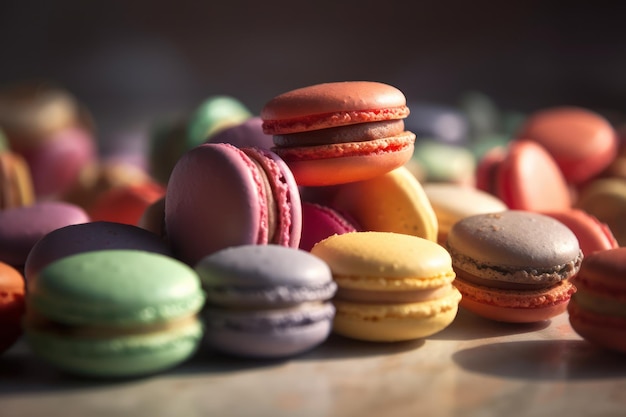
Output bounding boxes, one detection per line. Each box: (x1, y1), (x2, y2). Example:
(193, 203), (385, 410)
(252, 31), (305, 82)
(261, 81), (415, 186)
(0, 261), (26, 354)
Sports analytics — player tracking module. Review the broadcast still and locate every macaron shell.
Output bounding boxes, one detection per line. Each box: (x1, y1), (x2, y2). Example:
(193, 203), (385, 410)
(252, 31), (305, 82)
(326, 167), (438, 240)
(207, 116), (274, 150)
(202, 303), (334, 358)
(24, 221), (173, 283)
(29, 250), (205, 325)
(261, 81), (409, 134)
(0, 150), (35, 209)
(88, 181), (166, 226)
(275, 134), (415, 186)
(568, 302), (626, 354)
(0, 201), (90, 267)
(517, 106), (618, 183)
(542, 209), (618, 256)
(497, 140), (571, 211)
(332, 288), (461, 342)
(165, 143), (267, 265)
(299, 203), (357, 252)
(0, 262), (26, 353)
(460, 294), (570, 323)
(25, 319), (203, 377)
(575, 178), (626, 246)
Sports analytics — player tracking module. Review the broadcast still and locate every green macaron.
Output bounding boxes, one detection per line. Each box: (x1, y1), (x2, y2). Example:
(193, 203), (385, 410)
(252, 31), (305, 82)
(24, 249), (205, 378)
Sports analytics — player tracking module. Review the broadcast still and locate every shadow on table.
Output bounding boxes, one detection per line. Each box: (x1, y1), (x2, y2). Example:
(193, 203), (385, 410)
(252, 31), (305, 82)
(429, 307), (551, 341)
(452, 339), (626, 380)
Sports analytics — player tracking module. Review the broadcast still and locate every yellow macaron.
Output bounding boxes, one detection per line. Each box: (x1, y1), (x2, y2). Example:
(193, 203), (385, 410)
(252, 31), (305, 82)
(311, 231), (461, 342)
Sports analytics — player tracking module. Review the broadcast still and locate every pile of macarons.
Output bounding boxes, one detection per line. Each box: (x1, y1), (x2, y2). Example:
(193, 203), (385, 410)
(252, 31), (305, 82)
(2, 78), (626, 382)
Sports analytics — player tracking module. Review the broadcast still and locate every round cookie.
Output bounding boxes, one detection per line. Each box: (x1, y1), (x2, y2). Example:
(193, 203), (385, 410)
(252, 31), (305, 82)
(0, 261), (26, 354)
(261, 81), (415, 186)
(24, 249), (205, 378)
(311, 231), (461, 342)
(446, 210), (582, 323)
(195, 244), (336, 358)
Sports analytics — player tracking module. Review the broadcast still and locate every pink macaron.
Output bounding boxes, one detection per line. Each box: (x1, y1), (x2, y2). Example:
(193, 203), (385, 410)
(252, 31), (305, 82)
(165, 143), (302, 265)
(299, 202), (358, 252)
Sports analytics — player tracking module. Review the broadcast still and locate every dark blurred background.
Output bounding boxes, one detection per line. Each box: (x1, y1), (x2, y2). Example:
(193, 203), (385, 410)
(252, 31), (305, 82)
(1, 0), (625, 143)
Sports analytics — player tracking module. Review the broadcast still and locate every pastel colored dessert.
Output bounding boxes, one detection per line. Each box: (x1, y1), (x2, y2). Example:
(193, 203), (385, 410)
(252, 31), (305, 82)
(446, 211), (582, 323)
(568, 247), (626, 354)
(475, 145), (507, 195)
(24, 221), (173, 284)
(575, 178), (626, 246)
(0, 201), (90, 271)
(299, 202), (358, 252)
(542, 209), (618, 256)
(88, 181), (166, 226)
(404, 102), (469, 145)
(63, 160), (154, 212)
(311, 231), (461, 342)
(423, 183), (508, 244)
(517, 106), (618, 184)
(166, 143), (302, 265)
(306, 166), (438, 241)
(0, 81), (80, 149)
(410, 140), (476, 185)
(24, 249), (205, 377)
(261, 81), (415, 186)
(195, 244), (336, 358)
(496, 140), (572, 212)
(186, 95), (252, 149)
(0, 261), (26, 354)
(207, 116), (274, 150)
(0, 150), (35, 209)
(19, 125), (97, 200)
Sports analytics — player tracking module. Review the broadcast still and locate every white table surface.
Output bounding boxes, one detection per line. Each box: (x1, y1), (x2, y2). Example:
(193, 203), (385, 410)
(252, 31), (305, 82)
(2, 308), (626, 417)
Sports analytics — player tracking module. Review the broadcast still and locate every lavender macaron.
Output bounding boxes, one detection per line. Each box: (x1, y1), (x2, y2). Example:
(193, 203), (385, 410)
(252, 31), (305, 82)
(195, 244), (337, 358)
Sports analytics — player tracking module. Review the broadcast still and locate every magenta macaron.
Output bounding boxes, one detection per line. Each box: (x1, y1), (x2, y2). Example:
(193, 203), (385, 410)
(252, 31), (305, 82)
(165, 143), (302, 265)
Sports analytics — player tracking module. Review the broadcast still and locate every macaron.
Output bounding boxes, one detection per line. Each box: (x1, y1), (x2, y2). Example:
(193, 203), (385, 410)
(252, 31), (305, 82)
(299, 202), (358, 252)
(165, 143), (302, 265)
(568, 247), (626, 354)
(138, 196), (166, 237)
(517, 106), (618, 184)
(24, 249), (205, 378)
(186, 95), (252, 149)
(304, 166), (439, 241)
(311, 231), (461, 342)
(446, 211), (582, 323)
(423, 182), (508, 244)
(0, 261), (25, 354)
(495, 140), (572, 212)
(24, 221), (173, 284)
(261, 81), (415, 186)
(0, 150), (35, 209)
(575, 177), (626, 246)
(195, 244), (336, 358)
(0, 201), (90, 271)
(88, 180), (166, 226)
(410, 140), (476, 185)
(542, 209), (618, 256)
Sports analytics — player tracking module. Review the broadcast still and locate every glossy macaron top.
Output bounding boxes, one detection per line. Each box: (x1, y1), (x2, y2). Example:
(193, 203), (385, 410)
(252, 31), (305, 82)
(207, 116), (274, 150)
(517, 106), (618, 183)
(28, 250), (205, 325)
(572, 247), (626, 293)
(24, 221), (173, 283)
(196, 244), (336, 307)
(261, 81), (410, 134)
(311, 231), (454, 286)
(446, 211), (582, 284)
(0, 201), (90, 267)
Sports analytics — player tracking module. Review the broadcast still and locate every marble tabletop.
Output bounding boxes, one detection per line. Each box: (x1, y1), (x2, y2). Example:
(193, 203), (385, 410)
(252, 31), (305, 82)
(2, 308), (626, 417)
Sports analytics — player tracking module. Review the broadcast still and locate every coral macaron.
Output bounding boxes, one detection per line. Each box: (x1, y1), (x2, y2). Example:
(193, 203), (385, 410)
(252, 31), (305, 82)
(261, 81), (415, 186)
(446, 211), (582, 323)
(165, 143), (302, 265)
(568, 247), (626, 353)
(0, 261), (25, 354)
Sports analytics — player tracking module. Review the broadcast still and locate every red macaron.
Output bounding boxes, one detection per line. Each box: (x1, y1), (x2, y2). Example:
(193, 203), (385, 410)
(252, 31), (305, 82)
(261, 81), (415, 186)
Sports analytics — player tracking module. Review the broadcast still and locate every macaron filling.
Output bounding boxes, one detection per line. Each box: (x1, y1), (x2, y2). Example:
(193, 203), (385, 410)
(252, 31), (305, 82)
(335, 284), (456, 304)
(273, 120), (405, 147)
(204, 281), (338, 307)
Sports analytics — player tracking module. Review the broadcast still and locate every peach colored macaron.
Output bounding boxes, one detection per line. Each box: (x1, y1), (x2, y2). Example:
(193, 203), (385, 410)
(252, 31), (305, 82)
(261, 81), (415, 186)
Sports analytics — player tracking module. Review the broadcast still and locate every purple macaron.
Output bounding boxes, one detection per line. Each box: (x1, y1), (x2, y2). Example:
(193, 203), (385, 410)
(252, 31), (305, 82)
(0, 201), (90, 271)
(195, 244), (336, 358)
